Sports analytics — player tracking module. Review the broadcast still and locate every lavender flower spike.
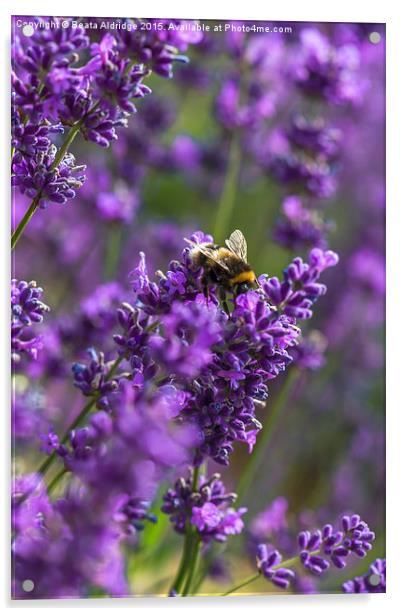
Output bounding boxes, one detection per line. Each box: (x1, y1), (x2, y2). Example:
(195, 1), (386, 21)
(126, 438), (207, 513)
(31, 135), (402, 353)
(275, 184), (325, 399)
(298, 513), (375, 575)
(12, 145), (86, 209)
(128, 233), (338, 466)
(256, 544), (295, 589)
(11, 279), (50, 364)
(72, 348), (121, 410)
(162, 471), (246, 544)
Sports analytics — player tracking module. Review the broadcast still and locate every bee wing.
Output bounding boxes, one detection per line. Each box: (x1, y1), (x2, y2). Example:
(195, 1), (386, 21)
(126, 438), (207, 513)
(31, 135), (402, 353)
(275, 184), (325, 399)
(183, 238), (230, 272)
(225, 229), (248, 262)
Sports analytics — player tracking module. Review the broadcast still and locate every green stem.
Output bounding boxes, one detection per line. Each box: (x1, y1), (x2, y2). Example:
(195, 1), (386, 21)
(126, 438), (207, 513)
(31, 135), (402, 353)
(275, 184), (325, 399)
(213, 135), (242, 242)
(47, 468), (68, 495)
(103, 223), (123, 281)
(222, 573), (261, 596)
(221, 552), (318, 596)
(192, 465), (201, 491)
(168, 465), (202, 595)
(11, 194), (41, 250)
(35, 353), (126, 482)
(11, 114), (89, 251)
(280, 555), (300, 569)
(169, 526), (193, 595)
(236, 368), (300, 503)
(59, 394), (101, 444)
(182, 535), (201, 596)
(51, 119), (85, 170)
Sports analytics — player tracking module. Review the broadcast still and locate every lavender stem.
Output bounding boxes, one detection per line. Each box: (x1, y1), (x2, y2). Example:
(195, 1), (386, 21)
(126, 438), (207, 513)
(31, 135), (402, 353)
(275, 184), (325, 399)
(168, 465), (201, 595)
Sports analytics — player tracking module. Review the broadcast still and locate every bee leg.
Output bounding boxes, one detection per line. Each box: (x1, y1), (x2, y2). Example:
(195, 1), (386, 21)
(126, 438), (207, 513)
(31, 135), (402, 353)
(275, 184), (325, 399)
(219, 288), (230, 316)
(202, 277), (210, 305)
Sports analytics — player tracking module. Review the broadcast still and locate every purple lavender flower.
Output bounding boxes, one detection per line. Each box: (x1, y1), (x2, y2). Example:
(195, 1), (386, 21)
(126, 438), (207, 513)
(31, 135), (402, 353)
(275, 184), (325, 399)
(59, 381), (197, 499)
(286, 115), (341, 158)
(343, 558), (386, 593)
(12, 476), (128, 598)
(162, 471), (246, 543)
(13, 389), (190, 598)
(11, 24), (89, 121)
(115, 19), (196, 79)
(57, 410), (114, 469)
(113, 302), (158, 389)
(79, 34), (152, 115)
(13, 22), (89, 73)
(12, 474), (51, 533)
(58, 282), (127, 355)
(291, 28), (364, 106)
(215, 77), (275, 130)
(273, 196), (333, 250)
(59, 89), (127, 148)
(260, 124), (339, 199)
(256, 544), (295, 589)
(250, 497), (288, 538)
(170, 135), (202, 171)
(293, 575), (319, 594)
(11, 279), (50, 364)
(127, 234), (338, 465)
(349, 248), (386, 295)
(11, 71), (45, 121)
(149, 299), (222, 378)
(12, 377), (198, 597)
(114, 495), (157, 534)
(27, 282), (126, 384)
(11, 21), (203, 211)
(290, 331), (327, 371)
(148, 19), (204, 52)
(12, 145), (86, 208)
(136, 96), (176, 133)
(39, 427), (61, 455)
(214, 29), (285, 133)
(12, 389), (46, 444)
(298, 514), (375, 574)
(176, 62), (210, 90)
(260, 247), (339, 320)
(96, 187), (139, 224)
(72, 348), (122, 409)
(11, 112), (64, 161)
(191, 502), (222, 531)
(10, 20), (385, 600)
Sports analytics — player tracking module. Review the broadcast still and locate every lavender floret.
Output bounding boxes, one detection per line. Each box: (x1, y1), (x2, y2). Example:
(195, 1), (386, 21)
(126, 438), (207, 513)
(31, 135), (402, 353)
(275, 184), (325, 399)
(11, 279), (50, 364)
(162, 471), (246, 543)
(298, 514), (375, 574)
(72, 348), (121, 409)
(256, 544), (295, 589)
(12, 145), (86, 208)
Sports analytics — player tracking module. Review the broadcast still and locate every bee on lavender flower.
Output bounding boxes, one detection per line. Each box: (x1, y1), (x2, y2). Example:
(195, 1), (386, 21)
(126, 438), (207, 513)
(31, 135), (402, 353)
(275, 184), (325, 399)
(185, 229), (258, 312)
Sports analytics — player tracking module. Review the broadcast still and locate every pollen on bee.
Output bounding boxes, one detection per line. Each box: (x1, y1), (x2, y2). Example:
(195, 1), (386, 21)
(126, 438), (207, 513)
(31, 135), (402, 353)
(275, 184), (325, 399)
(229, 271), (256, 285)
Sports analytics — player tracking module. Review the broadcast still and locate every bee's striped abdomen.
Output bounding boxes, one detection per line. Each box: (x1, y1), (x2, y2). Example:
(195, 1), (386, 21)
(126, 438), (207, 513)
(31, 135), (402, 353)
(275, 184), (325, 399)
(229, 270), (256, 286)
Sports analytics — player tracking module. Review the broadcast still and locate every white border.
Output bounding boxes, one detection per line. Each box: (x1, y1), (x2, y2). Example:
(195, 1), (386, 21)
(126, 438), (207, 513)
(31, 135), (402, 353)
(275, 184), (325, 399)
(1, 0), (401, 613)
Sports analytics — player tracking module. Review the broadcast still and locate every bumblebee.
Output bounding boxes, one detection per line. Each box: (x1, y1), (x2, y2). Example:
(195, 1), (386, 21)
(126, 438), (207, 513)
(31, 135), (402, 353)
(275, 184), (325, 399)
(184, 230), (258, 309)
